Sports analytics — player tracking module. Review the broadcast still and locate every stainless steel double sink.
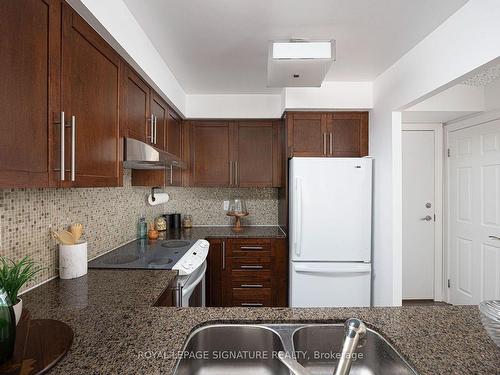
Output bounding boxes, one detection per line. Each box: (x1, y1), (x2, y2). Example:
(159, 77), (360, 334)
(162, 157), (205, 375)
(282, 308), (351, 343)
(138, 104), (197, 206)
(173, 323), (419, 375)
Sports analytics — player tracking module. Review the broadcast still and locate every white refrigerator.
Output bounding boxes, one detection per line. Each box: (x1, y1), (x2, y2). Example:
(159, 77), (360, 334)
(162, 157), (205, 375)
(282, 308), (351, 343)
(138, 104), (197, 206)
(289, 157), (373, 307)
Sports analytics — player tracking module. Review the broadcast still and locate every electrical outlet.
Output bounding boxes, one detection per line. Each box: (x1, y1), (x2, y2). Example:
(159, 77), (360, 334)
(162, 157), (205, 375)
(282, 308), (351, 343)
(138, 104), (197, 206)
(223, 200), (230, 211)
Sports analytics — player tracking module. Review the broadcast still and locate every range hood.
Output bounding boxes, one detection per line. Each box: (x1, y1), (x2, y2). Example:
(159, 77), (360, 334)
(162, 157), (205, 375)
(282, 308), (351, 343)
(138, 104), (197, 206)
(123, 138), (186, 170)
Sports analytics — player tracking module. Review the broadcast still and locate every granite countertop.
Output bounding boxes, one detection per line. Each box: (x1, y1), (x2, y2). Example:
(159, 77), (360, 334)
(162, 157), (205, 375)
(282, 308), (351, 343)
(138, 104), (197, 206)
(21, 269), (500, 375)
(160, 225), (286, 240)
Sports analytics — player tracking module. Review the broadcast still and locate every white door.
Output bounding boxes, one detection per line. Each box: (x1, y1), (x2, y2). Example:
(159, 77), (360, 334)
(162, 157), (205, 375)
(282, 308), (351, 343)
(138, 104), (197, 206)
(402, 130), (436, 299)
(449, 119), (500, 305)
(289, 262), (371, 307)
(289, 157), (372, 262)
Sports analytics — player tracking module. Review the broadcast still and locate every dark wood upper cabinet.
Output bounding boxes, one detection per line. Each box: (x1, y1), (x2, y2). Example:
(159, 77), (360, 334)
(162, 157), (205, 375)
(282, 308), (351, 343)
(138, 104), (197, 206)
(235, 121), (280, 187)
(286, 112), (328, 157)
(166, 109), (183, 186)
(187, 120), (282, 188)
(121, 66), (150, 143)
(286, 111), (369, 158)
(329, 112), (369, 157)
(190, 121), (233, 187)
(0, 0), (60, 188)
(150, 93), (167, 151)
(61, 4), (121, 187)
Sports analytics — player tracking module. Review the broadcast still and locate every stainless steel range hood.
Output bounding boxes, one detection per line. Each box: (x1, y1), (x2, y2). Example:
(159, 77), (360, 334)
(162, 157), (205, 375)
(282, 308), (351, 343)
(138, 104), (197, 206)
(123, 138), (186, 170)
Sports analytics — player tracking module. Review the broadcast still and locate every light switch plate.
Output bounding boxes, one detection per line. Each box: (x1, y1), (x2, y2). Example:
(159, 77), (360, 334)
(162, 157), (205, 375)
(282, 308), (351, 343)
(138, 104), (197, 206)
(223, 200), (230, 211)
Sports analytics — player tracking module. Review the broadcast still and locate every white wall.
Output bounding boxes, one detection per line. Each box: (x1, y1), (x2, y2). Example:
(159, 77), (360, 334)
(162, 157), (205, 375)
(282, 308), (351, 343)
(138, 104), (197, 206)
(186, 94), (283, 119)
(283, 82), (373, 110)
(371, 0), (500, 306)
(485, 78), (500, 111)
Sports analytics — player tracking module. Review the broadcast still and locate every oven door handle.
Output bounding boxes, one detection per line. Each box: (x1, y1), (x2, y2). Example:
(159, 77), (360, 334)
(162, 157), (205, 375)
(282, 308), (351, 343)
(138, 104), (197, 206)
(181, 260), (207, 298)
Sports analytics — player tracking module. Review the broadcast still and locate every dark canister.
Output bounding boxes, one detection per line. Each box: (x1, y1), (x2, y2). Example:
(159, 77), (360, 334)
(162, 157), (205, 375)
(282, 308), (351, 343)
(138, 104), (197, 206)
(170, 213), (182, 229)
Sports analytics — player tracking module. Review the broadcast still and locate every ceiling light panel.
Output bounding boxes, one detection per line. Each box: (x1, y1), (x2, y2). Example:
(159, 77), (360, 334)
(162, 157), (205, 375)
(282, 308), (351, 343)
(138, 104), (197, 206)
(272, 41), (333, 59)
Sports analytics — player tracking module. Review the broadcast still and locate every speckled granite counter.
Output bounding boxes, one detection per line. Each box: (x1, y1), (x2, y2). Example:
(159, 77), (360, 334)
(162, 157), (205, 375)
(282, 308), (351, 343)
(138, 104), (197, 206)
(160, 225), (286, 240)
(21, 269), (499, 375)
(19, 228), (498, 374)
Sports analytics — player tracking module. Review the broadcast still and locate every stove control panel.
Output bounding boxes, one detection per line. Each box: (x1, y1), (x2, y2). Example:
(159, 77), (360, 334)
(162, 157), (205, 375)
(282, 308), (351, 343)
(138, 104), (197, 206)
(173, 239), (210, 275)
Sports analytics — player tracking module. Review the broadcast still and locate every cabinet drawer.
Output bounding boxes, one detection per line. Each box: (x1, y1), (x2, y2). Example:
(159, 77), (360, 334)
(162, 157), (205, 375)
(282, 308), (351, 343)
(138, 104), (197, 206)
(228, 256), (273, 270)
(232, 288), (272, 307)
(231, 270), (272, 288)
(228, 239), (272, 257)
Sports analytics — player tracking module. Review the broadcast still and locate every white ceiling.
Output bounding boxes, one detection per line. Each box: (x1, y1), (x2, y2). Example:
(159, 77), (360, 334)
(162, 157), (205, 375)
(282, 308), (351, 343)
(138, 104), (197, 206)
(123, 0), (468, 94)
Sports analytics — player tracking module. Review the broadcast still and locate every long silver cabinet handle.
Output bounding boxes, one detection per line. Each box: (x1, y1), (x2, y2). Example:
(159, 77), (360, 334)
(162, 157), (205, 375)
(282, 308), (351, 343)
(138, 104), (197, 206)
(154, 115), (157, 144)
(240, 284), (263, 288)
(489, 235), (500, 241)
(59, 111), (65, 181)
(323, 133), (327, 155)
(170, 165), (173, 185)
(240, 265), (263, 269)
(240, 246), (264, 250)
(329, 132), (333, 155)
(241, 303), (263, 307)
(235, 160), (239, 186)
(71, 115), (76, 181)
(222, 241), (226, 270)
(149, 114), (154, 143)
(229, 161), (233, 186)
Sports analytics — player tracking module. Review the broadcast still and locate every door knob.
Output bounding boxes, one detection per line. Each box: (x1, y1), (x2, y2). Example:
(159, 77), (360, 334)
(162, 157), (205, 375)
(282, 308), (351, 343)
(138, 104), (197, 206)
(421, 215), (433, 221)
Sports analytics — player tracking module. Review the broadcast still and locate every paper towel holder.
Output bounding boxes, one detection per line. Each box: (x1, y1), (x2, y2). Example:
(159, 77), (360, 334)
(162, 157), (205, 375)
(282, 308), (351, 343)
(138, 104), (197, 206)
(151, 186), (162, 202)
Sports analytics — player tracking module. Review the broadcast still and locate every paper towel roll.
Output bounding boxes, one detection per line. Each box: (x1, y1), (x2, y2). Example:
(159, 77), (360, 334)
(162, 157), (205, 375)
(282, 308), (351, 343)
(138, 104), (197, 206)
(148, 192), (169, 206)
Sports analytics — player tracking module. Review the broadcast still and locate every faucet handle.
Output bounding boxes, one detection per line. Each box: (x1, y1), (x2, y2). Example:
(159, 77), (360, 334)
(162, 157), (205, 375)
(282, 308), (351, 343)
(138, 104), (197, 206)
(334, 318), (367, 375)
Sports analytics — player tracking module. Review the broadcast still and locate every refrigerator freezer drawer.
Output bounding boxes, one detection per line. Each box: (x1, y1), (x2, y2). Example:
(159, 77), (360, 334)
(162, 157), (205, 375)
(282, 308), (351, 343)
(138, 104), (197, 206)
(290, 262), (371, 307)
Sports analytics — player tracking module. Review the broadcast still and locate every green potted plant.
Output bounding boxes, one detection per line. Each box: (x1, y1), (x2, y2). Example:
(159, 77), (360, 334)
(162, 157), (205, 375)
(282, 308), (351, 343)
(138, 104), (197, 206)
(0, 257), (42, 325)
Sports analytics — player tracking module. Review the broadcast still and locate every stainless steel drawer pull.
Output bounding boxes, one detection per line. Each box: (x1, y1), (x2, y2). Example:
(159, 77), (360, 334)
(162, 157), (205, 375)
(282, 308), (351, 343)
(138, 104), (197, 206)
(240, 284), (263, 288)
(488, 235), (500, 241)
(323, 133), (327, 155)
(59, 111), (65, 181)
(240, 246), (264, 250)
(240, 265), (263, 269)
(240, 303), (263, 307)
(71, 115), (76, 181)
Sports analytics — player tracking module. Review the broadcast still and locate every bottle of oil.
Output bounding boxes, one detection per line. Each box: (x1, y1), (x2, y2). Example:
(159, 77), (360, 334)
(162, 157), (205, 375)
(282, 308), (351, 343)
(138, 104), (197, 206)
(0, 287), (15, 364)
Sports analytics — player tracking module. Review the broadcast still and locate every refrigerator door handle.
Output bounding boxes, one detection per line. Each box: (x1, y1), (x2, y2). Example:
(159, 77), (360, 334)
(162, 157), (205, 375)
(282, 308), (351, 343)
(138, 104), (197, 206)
(293, 264), (371, 274)
(294, 177), (303, 256)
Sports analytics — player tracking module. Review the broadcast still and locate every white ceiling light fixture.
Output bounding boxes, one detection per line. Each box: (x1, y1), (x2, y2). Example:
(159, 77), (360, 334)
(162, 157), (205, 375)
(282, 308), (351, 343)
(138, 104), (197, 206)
(272, 40), (334, 60)
(267, 39), (336, 87)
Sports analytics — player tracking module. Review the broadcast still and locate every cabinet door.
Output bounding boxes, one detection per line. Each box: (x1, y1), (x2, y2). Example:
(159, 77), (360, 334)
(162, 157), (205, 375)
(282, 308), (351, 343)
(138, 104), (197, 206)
(235, 121), (280, 187)
(0, 0), (60, 188)
(328, 112), (369, 157)
(190, 121), (233, 187)
(167, 108), (182, 186)
(121, 66), (150, 143)
(206, 239), (227, 307)
(61, 4), (121, 187)
(287, 112), (328, 157)
(150, 93), (167, 151)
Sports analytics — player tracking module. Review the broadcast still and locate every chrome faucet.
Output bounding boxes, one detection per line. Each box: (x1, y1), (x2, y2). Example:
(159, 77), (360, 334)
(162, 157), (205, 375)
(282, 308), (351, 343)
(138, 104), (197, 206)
(278, 318), (367, 375)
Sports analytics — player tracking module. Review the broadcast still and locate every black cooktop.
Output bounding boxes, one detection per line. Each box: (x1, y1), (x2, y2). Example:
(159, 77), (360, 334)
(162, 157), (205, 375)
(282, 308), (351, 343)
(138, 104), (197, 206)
(88, 239), (197, 270)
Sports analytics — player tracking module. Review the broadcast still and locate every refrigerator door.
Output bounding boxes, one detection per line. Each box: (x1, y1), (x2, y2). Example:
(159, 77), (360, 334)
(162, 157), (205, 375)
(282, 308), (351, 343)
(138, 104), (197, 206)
(290, 261), (371, 307)
(289, 157), (372, 262)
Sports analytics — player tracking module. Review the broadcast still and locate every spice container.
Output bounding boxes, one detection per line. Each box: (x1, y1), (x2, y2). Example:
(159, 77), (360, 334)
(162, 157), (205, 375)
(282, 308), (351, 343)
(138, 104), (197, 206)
(183, 215), (193, 228)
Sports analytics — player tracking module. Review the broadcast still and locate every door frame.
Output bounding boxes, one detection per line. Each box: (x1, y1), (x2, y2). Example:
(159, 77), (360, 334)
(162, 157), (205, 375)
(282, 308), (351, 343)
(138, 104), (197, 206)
(444, 109), (500, 303)
(402, 123), (444, 301)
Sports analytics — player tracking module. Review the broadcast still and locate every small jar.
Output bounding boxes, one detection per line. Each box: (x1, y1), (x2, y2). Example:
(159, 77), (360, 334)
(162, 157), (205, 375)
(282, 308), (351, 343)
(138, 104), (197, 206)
(154, 216), (167, 231)
(183, 215), (193, 228)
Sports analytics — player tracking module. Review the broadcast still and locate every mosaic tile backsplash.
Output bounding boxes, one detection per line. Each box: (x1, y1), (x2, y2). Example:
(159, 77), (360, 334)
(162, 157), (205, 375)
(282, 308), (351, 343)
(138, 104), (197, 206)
(0, 170), (278, 290)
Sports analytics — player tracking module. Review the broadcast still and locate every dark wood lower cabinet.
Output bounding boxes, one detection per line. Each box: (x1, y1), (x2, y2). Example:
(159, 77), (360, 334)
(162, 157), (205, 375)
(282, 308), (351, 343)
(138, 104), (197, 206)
(206, 237), (287, 307)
